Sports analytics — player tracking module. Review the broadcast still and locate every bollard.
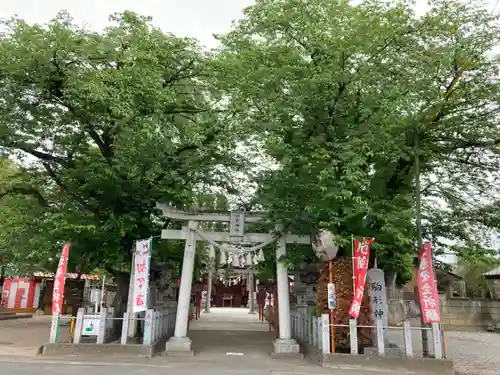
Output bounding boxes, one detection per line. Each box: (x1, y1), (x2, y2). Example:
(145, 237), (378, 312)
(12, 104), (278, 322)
(321, 314), (330, 354)
(49, 313), (59, 343)
(349, 319), (358, 355)
(121, 312), (130, 345)
(376, 319), (385, 356)
(403, 320), (413, 358)
(73, 308), (84, 344)
(432, 323), (443, 359)
(143, 309), (154, 345)
(97, 308), (107, 344)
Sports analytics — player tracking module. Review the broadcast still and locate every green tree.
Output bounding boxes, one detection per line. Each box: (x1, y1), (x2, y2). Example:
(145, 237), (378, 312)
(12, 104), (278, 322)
(0, 11), (245, 316)
(216, 0), (500, 279)
(0, 157), (58, 276)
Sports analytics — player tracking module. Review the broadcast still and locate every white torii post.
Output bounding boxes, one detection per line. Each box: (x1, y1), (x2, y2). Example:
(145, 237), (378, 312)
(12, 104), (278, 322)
(273, 224), (300, 354)
(165, 220), (198, 352)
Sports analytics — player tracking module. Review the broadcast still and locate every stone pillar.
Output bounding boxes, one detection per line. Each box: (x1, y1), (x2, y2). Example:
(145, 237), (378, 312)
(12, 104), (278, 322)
(273, 224), (300, 355)
(127, 252), (138, 337)
(248, 267), (256, 314)
(166, 221), (198, 353)
(205, 267), (212, 313)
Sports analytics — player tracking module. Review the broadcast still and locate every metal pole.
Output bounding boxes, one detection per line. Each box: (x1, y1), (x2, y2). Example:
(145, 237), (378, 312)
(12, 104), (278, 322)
(415, 131), (430, 357)
(351, 235), (356, 292)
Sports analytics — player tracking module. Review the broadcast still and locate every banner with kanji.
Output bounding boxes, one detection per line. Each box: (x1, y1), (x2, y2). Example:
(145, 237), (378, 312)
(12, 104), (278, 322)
(417, 241), (440, 323)
(132, 238), (151, 313)
(52, 242), (71, 314)
(348, 237), (374, 318)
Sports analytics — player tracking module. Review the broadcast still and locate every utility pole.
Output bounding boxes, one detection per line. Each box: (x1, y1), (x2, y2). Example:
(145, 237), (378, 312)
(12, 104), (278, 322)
(415, 130), (429, 357)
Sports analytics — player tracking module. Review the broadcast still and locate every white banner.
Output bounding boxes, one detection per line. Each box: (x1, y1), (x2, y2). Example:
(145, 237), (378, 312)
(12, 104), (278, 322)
(132, 239), (151, 313)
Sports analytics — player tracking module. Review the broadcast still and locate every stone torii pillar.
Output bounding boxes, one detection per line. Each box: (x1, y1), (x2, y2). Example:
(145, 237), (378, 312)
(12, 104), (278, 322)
(273, 224), (300, 355)
(165, 220), (198, 352)
(156, 204), (310, 355)
(247, 253), (256, 314)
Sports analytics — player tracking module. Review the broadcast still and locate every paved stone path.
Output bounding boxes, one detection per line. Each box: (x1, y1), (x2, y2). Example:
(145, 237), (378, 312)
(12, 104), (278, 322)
(189, 307), (275, 358)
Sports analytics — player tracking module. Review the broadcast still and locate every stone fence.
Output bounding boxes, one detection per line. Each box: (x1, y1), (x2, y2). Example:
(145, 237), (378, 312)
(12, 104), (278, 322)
(387, 295), (500, 330)
(43, 306), (176, 357)
(439, 297), (500, 330)
(289, 310), (453, 375)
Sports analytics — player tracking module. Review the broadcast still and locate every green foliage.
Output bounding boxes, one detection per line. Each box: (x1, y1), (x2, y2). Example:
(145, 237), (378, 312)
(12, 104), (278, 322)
(0, 11), (244, 274)
(0, 157), (60, 274)
(457, 258), (500, 298)
(2, 2), (500, 285)
(216, 0), (500, 277)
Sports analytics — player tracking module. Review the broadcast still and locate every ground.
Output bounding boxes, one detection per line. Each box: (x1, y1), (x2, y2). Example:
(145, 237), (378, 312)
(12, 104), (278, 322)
(0, 309), (498, 374)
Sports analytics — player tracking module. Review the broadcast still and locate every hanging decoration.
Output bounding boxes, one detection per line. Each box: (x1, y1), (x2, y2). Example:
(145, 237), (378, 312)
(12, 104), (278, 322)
(232, 253), (240, 267)
(219, 250), (227, 265)
(208, 245), (216, 260)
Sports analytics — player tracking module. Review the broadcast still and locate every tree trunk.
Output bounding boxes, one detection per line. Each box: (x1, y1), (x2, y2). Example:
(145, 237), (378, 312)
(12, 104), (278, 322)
(316, 256), (373, 352)
(111, 271), (130, 337)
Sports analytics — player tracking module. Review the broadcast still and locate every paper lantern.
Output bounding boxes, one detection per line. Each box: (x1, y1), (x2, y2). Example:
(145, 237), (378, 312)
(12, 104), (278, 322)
(312, 230), (339, 261)
(257, 249), (265, 262)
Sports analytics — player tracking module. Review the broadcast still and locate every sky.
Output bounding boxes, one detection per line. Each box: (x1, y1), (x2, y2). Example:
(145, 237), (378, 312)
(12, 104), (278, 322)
(0, 0), (254, 49)
(1, 0), (497, 49)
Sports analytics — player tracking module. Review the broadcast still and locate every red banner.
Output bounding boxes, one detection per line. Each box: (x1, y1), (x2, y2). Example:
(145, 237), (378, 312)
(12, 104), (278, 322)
(52, 242), (70, 314)
(417, 241), (440, 323)
(349, 237), (374, 318)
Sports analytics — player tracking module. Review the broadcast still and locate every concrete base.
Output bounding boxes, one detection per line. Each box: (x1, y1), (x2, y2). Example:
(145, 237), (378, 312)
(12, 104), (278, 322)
(322, 353), (454, 375)
(248, 311), (256, 315)
(41, 342), (161, 358)
(165, 336), (193, 355)
(272, 338), (301, 357)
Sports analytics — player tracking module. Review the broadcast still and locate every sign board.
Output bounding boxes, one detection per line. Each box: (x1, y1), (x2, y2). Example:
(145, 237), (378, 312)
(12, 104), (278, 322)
(367, 268), (388, 342)
(327, 283), (336, 310)
(82, 316), (100, 336)
(132, 239), (151, 313)
(52, 243), (71, 314)
(417, 242), (441, 323)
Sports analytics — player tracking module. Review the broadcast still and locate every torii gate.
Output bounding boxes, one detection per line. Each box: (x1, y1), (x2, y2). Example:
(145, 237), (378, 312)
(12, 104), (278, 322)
(156, 203), (310, 355)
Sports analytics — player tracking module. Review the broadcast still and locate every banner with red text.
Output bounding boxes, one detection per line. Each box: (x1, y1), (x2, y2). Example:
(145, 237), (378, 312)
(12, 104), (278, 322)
(52, 242), (71, 314)
(132, 239), (151, 313)
(417, 241), (440, 323)
(348, 237), (375, 318)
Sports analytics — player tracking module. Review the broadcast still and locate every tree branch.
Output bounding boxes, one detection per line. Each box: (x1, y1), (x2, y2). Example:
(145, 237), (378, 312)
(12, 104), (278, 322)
(0, 184), (48, 207)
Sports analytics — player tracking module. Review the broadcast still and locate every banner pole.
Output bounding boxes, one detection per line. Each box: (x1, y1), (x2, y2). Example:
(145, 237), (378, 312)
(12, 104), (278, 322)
(328, 260), (335, 353)
(351, 235), (356, 292)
